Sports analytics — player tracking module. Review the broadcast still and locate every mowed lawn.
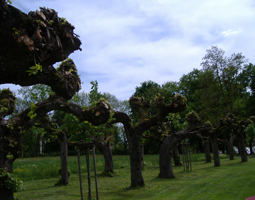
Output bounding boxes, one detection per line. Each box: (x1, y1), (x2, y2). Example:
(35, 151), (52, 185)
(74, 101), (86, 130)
(14, 154), (255, 200)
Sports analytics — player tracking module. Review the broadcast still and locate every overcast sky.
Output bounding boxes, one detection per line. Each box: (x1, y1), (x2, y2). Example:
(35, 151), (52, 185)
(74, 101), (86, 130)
(3, 0), (255, 100)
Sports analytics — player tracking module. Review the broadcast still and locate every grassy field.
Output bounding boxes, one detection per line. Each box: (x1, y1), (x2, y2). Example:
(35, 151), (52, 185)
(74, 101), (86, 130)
(14, 153), (255, 200)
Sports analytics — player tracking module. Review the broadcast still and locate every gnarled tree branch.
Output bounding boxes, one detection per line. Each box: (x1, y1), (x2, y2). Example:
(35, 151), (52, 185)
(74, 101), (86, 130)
(0, 4), (82, 100)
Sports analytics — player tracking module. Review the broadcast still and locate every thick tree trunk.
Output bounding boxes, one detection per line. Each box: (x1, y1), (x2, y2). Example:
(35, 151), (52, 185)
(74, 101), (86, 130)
(204, 140), (211, 163)
(129, 136), (145, 187)
(237, 135), (247, 162)
(229, 134), (236, 160)
(58, 131), (68, 185)
(0, 163), (15, 200)
(210, 133), (220, 167)
(159, 134), (176, 178)
(198, 139), (204, 153)
(101, 144), (114, 173)
(89, 134), (114, 173)
(0, 128), (17, 200)
(0, 189), (14, 200)
(173, 144), (182, 166)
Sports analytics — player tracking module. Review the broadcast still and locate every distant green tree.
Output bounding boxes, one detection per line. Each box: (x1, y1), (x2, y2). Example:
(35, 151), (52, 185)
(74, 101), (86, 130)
(241, 63), (255, 117)
(199, 46), (247, 126)
(15, 84), (53, 156)
(133, 81), (161, 100)
(161, 81), (180, 103)
(15, 84), (52, 113)
(102, 92), (130, 152)
(244, 123), (255, 154)
(132, 80), (162, 120)
(178, 68), (202, 114)
(89, 80), (103, 106)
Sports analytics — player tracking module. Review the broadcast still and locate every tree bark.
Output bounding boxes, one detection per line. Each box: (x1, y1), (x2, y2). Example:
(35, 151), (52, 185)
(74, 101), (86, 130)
(0, 187), (14, 200)
(236, 134), (247, 162)
(89, 133), (114, 173)
(172, 143), (182, 166)
(204, 140), (211, 163)
(58, 131), (69, 185)
(159, 134), (176, 178)
(159, 129), (200, 178)
(0, 127), (18, 200)
(229, 133), (236, 160)
(103, 144), (114, 173)
(129, 133), (145, 187)
(210, 132), (220, 167)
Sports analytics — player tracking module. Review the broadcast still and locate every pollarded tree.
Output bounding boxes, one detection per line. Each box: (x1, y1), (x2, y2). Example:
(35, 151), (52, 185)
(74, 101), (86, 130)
(199, 113), (253, 167)
(199, 116), (228, 167)
(224, 114), (254, 162)
(132, 80), (182, 155)
(159, 111), (208, 178)
(0, 89), (111, 199)
(143, 113), (187, 165)
(0, 3), (111, 200)
(110, 94), (187, 187)
(52, 81), (124, 175)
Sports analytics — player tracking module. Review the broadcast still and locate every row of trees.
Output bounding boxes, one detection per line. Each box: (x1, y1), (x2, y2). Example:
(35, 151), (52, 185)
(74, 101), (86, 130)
(17, 44), (255, 159)
(131, 46), (255, 155)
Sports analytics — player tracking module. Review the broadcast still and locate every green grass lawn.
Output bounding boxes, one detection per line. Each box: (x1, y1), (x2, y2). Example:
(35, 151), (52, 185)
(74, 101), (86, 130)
(14, 154), (255, 200)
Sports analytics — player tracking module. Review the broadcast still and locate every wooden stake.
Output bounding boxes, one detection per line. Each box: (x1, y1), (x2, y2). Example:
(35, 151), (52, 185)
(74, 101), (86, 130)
(92, 145), (99, 200)
(86, 147), (91, 200)
(77, 148), (83, 200)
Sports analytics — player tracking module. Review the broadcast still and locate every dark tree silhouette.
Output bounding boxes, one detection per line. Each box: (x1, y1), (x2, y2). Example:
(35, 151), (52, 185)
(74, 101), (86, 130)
(159, 111), (205, 178)
(110, 95), (187, 187)
(0, 4), (81, 100)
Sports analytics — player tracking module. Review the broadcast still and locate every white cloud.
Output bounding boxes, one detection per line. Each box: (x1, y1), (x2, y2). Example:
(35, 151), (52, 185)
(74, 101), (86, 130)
(4, 0), (255, 100)
(221, 29), (243, 37)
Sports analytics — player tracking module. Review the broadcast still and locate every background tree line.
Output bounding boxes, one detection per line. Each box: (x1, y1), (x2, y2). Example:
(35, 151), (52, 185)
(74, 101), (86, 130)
(16, 46), (255, 157)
